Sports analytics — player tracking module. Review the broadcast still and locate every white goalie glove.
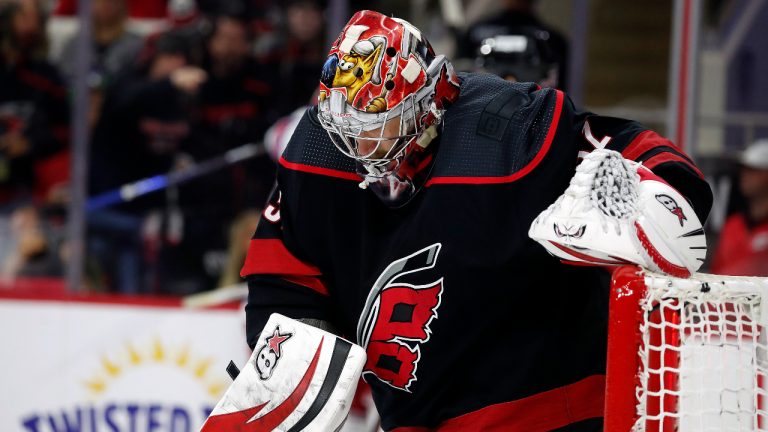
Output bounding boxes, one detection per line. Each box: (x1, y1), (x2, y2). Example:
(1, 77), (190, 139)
(200, 314), (366, 432)
(529, 149), (706, 278)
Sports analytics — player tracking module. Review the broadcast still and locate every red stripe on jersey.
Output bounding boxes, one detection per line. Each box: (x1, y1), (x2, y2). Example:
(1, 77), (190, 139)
(391, 374), (605, 432)
(622, 130), (669, 161)
(281, 275), (329, 296)
(241, 239), (328, 295)
(425, 90), (565, 186)
(621, 130), (703, 178)
(642, 152), (704, 178)
(279, 156), (361, 181)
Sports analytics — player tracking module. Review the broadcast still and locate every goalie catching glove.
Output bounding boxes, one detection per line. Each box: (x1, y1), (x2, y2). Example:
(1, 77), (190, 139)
(200, 314), (366, 432)
(528, 149), (706, 278)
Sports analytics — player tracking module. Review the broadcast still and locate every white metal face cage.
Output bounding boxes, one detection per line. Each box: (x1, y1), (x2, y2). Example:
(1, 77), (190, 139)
(317, 55), (452, 177)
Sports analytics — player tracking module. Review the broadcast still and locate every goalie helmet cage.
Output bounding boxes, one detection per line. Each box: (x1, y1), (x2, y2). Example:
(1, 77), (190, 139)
(605, 266), (768, 432)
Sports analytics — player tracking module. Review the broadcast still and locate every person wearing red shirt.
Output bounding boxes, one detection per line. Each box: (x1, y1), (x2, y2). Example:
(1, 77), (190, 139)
(711, 140), (768, 276)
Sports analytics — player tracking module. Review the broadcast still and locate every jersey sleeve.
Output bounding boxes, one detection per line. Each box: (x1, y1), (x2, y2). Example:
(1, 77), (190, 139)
(560, 94), (713, 222)
(241, 183), (336, 349)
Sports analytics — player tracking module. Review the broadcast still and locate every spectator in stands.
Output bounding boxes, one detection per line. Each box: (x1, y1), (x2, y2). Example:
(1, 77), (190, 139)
(0, 0), (69, 275)
(258, 0), (327, 113)
(711, 139), (768, 276)
(217, 209), (260, 288)
(54, 0), (168, 19)
(57, 0), (144, 89)
(88, 31), (202, 294)
(139, 0), (211, 70)
(194, 13), (279, 148)
(0, 0), (70, 208)
(157, 12), (278, 295)
(1, 205), (63, 281)
(457, 0), (568, 90)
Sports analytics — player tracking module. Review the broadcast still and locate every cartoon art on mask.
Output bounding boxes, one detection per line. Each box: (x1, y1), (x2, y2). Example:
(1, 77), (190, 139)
(321, 36), (386, 110)
(319, 15), (436, 115)
(316, 10), (461, 207)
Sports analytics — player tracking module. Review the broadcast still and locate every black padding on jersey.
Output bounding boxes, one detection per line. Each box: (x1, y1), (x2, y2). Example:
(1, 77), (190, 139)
(246, 276), (337, 350)
(634, 145), (696, 166)
(281, 107), (357, 173)
(477, 89), (531, 141)
(433, 74), (555, 178)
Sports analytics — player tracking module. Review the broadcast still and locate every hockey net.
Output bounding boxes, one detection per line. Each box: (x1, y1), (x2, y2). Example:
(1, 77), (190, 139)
(605, 266), (768, 432)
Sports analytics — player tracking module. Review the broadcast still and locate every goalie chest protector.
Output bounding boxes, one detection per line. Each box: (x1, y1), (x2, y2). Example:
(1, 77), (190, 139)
(255, 73), (608, 430)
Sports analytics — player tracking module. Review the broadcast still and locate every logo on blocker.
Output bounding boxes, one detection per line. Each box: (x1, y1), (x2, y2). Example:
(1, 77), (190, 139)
(655, 194), (687, 227)
(255, 326), (293, 380)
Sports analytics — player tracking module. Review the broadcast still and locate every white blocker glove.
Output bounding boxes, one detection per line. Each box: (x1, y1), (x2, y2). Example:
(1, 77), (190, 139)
(529, 149), (706, 278)
(200, 313), (366, 431)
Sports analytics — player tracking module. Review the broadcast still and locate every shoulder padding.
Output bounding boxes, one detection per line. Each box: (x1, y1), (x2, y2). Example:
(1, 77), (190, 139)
(477, 87), (533, 141)
(280, 107), (357, 174)
(432, 74), (561, 179)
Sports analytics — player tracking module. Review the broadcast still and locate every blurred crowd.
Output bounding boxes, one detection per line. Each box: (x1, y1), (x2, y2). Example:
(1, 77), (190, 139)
(0, 0), (765, 295)
(1, 0), (330, 294)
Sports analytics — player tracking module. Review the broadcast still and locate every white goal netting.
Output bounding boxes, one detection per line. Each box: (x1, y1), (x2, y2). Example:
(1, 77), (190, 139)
(634, 272), (768, 432)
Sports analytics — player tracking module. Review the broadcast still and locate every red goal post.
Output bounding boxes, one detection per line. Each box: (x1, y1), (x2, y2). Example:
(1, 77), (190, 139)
(605, 266), (768, 432)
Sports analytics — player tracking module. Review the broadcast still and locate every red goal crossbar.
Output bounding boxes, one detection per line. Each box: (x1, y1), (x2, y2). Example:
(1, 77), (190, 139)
(605, 266), (768, 432)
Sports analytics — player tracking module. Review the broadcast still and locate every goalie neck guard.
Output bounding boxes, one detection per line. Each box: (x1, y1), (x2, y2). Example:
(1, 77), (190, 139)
(317, 10), (460, 207)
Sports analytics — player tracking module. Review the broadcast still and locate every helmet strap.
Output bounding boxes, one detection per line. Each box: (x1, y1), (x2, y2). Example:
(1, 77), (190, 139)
(416, 124), (439, 148)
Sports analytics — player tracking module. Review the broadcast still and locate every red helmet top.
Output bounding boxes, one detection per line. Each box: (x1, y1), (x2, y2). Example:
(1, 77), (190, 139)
(317, 10), (460, 185)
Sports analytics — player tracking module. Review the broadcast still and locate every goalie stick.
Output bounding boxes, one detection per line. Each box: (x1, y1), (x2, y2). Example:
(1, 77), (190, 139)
(87, 142), (265, 212)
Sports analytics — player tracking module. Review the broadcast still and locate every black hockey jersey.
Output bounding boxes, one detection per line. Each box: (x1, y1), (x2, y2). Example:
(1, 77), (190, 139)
(242, 73), (712, 431)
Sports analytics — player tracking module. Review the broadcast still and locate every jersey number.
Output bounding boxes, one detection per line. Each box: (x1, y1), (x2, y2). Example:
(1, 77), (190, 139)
(264, 191), (282, 223)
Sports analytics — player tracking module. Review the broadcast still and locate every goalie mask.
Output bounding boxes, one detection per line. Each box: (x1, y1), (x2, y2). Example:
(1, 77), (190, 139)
(317, 10), (460, 207)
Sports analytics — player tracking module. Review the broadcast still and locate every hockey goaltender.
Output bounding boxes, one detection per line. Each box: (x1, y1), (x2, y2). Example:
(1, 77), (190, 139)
(201, 10), (712, 432)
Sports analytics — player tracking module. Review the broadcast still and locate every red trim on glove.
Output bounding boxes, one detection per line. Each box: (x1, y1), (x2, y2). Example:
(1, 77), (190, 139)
(634, 222), (691, 278)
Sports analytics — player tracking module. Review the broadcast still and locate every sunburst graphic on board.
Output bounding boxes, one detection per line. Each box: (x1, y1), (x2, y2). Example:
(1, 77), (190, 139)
(82, 338), (229, 399)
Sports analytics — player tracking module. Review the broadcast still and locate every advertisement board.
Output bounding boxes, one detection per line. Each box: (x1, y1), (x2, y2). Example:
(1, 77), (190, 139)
(0, 296), (248, 432)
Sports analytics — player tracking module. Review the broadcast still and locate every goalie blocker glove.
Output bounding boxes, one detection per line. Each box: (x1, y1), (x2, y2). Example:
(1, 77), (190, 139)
(529, 149), (706, 278)
(200, 314), (366, 432)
